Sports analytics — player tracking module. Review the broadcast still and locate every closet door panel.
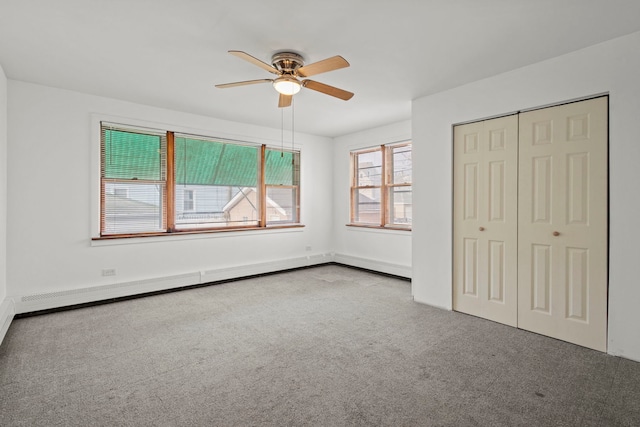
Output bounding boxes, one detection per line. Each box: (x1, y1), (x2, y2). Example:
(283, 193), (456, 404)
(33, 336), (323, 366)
(518, 97), (608, 352)
(453, 115), (518, 327)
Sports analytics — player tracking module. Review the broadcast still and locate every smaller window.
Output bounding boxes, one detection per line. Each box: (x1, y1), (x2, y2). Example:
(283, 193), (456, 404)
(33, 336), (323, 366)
(351, 148), (382, 225)
(349, 142), (412, 229)
(265, 148), (300, 225)
(386, 143), (412, 227)
(183, 189), (195, 211)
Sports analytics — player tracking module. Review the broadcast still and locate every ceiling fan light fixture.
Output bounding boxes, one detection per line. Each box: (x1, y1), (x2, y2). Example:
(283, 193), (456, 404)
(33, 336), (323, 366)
(217, 50), (353, 106)
(273, 77), (301, 95)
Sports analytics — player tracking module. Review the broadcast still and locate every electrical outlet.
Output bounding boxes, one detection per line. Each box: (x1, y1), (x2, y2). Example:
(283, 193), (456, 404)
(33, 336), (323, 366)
(102, 268), (116, 277)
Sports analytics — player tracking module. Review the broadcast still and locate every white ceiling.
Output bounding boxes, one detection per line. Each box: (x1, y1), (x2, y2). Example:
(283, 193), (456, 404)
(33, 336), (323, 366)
(1, 0), (640, 137)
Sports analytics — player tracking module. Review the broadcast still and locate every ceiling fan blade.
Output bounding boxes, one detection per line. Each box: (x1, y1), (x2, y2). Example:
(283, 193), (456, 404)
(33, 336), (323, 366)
(215, 79), (273, 89)
(278, 94), (292, 108)
(229, 50), (280, 75)
(297, 56), (349, 77)
(303, 80), (354, 101)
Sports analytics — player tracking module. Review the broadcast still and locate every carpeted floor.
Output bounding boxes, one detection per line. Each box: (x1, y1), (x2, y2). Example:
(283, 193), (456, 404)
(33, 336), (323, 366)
(0, 264), (639, 426)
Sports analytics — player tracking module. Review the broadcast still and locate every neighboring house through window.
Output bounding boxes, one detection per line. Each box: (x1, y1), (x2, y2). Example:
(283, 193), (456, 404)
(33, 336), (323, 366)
(113, 188), (129, 198)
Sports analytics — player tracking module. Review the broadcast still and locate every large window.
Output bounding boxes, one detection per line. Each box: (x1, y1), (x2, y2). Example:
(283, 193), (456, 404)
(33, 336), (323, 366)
(100, 123), (300, 237)
(350, 142), (411, 228)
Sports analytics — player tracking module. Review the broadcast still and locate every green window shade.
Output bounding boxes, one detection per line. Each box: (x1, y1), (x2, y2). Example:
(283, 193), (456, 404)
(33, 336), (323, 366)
(265, 149), (300, 186)
(175, 137), (258, 187)
(102, 129), (165, 180)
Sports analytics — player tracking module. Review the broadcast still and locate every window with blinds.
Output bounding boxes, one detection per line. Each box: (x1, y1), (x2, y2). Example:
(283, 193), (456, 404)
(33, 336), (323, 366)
(99, 123), (302, 237)
(349, 142), (412, 229)
(101, 126), (167, 235)
(265, 148), (300, 225)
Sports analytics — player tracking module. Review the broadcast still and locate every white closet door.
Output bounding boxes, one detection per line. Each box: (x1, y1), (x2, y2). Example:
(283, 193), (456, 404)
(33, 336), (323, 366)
(518, 97), (608, 351)
(453, 115), (519, 327)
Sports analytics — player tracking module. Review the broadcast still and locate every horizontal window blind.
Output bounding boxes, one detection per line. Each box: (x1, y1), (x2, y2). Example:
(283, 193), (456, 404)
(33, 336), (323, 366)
(101, 124), (167, 235)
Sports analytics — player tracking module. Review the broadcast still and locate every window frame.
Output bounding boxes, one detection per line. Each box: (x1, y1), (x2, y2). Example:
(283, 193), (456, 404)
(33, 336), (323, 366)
(96, 121), (302, 240)
(100, 124), (168, 235)
(384, 142), (412, 227)
(349, 141), (412, 230)
(264, 147), (301, 226)
(350, 147), (383, 226)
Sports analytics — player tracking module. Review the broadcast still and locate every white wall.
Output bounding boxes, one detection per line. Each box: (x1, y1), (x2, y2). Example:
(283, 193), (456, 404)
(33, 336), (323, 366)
(333, 120), (412, 278)
(0, 64), (12, 344)
(412, 31), (640, 361)
(6, 81), (334, 312)
(0, 65), (7, 304)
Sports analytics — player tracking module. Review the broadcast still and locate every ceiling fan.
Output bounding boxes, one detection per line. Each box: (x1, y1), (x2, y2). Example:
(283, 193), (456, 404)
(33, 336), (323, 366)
(216, 50), (354, 108)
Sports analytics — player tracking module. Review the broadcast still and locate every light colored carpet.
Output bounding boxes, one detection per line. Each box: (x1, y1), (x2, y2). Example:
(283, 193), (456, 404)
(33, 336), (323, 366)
(1, 264), (639, 426)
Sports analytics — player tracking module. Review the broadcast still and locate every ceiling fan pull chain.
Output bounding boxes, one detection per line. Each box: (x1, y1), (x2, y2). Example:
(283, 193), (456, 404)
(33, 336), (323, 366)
(291, 96), (295, 159)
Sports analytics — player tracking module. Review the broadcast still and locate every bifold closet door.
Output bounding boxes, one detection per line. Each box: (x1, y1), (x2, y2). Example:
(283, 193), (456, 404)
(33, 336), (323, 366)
(518, 97), (608, 352)
(453, 115), (518, 327)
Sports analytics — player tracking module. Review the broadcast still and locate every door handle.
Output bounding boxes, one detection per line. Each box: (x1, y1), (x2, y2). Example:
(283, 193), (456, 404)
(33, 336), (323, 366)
(479, 227), (485, 231)
(553, 231), (560, 236)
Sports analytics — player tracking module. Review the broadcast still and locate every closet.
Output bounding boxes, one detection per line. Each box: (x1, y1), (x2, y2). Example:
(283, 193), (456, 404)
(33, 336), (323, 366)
(453, 96), (608, 352)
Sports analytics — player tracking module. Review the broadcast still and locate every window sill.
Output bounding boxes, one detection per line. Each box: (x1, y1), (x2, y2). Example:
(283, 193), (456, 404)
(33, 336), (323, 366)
(346, 224), (412, 232)
(91, 224), (305, 246)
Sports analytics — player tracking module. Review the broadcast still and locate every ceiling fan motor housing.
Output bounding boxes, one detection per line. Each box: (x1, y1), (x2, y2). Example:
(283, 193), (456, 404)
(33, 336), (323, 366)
(271, 52), (304, 74)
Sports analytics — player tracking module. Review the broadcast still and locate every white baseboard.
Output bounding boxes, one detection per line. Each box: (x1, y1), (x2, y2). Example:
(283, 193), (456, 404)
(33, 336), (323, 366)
(201, 253), (332, 283)
(0, 297), (16, 345)
(14, 253), (334, 314)
(606, 346), (640, 363)
(14, 252), (409, 314)
(412, 295), (451, 310)
(15, 272), (201, 314)
(332, 253), (411, 279)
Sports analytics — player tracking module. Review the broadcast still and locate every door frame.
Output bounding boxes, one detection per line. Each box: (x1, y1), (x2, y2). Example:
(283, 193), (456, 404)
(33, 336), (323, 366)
(450, 94), (610, 350)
